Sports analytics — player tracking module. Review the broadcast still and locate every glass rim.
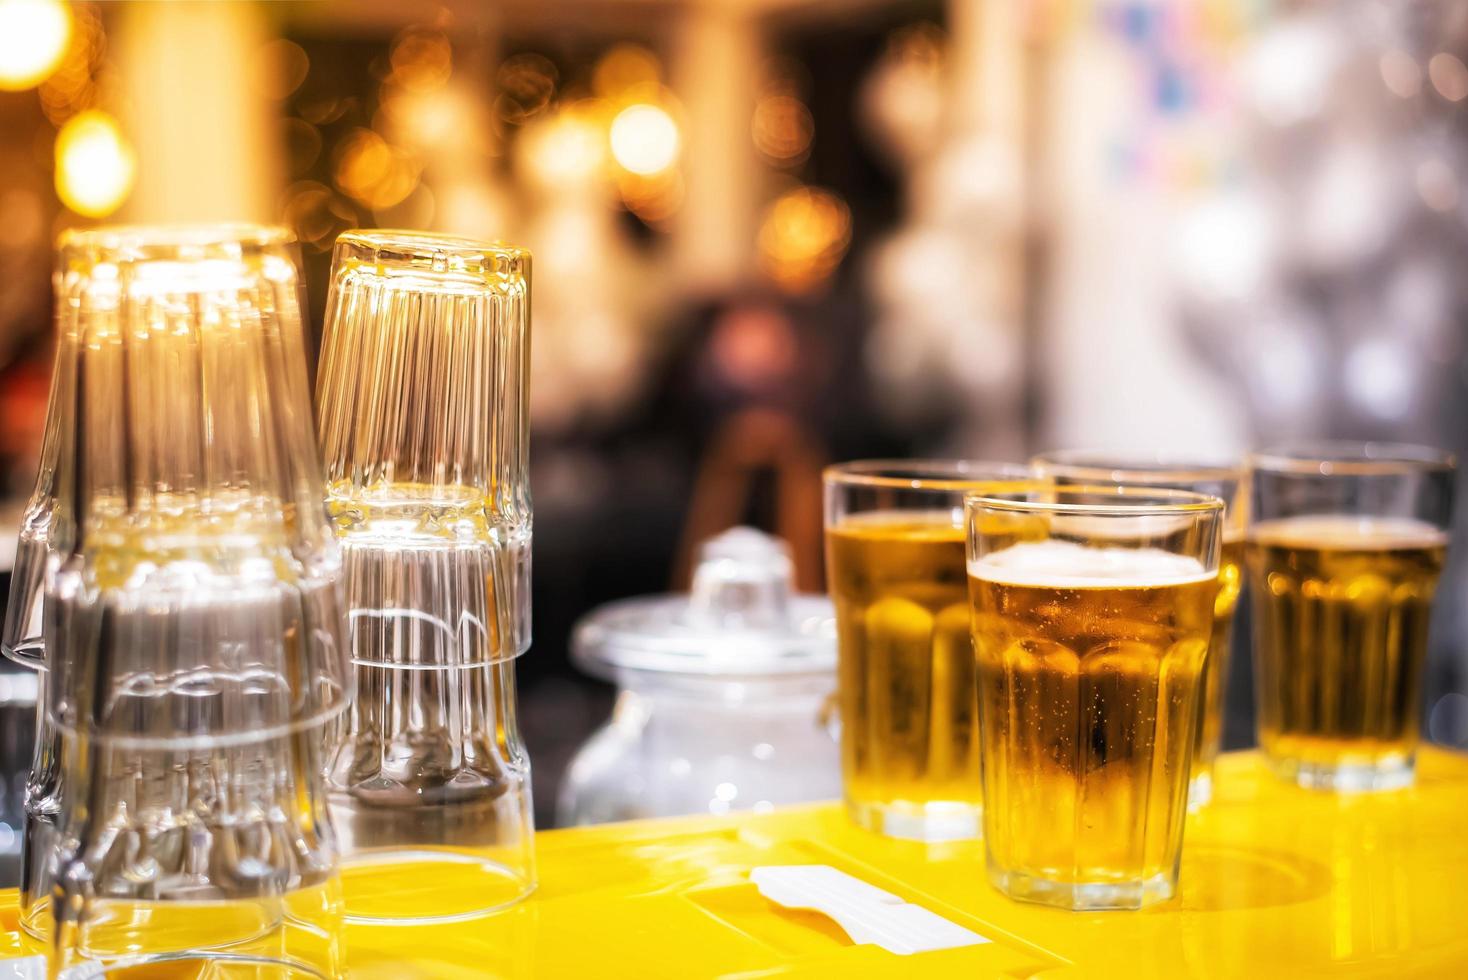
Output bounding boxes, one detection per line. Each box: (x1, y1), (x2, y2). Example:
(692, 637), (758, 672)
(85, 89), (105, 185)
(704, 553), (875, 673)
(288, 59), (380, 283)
(336, 228), (531, 266)
(58, 223), (294, 259)
(1250, 441), (1456, 476)
(823, 458), (1032, 493)
(965, 483), (1226, 516)
(1031, 449), (1242, 485)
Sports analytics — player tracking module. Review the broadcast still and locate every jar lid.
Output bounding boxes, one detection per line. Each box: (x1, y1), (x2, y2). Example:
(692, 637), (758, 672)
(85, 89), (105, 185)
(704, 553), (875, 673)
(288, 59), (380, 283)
(572, 527), (836, 680)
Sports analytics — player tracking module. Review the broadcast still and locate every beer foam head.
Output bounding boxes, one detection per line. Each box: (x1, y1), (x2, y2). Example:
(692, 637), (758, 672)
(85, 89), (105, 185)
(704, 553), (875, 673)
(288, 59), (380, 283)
(1250, 515), (1449, 551)
(969, 539), (1213, 588)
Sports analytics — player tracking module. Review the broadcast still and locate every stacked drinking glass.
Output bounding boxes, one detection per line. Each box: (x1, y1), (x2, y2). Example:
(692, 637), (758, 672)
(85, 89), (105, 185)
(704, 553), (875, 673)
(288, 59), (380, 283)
(314, 230), (536, 923)
(1, 223), (537, 973)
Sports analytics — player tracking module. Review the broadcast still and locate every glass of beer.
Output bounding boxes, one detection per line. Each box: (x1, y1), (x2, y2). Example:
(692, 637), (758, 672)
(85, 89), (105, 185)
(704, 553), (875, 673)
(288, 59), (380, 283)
(1247, 443), (1456, 791)
(967, 485), (1222, 910)
(824, 460), (1031, 841)
(1031, 451), (1244, 808)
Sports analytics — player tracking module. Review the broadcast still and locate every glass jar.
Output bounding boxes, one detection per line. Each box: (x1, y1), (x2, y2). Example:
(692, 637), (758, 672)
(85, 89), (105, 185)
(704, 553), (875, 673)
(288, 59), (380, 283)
(558, 528), (839, 825)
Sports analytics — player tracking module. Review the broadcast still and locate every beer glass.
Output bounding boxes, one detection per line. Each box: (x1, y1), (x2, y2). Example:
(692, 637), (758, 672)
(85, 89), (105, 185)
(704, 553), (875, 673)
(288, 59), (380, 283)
(823, 460), (1030, 841)
(1247, 443), (1456, 791)
(316, 230), (535, 923)
(967, 485), (1222, 910)
(1031, 451), (1244, 807)
(42, 225), (350, 977)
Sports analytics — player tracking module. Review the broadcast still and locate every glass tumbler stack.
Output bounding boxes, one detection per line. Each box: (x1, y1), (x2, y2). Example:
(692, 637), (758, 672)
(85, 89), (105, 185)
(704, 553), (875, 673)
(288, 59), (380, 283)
(314, 230), (536, 923)
(10, 225), (352, 976)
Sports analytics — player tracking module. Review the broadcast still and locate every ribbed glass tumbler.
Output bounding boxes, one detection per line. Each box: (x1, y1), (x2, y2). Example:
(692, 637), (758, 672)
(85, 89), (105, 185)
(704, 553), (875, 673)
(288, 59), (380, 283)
(40, 225), (350, 978)
(316, 230), (535, 924)
(2, 284), (75, 940)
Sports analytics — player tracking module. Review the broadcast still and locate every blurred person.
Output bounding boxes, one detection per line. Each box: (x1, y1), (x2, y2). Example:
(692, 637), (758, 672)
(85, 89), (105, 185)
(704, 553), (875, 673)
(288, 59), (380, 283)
(655, 290), (888, 592)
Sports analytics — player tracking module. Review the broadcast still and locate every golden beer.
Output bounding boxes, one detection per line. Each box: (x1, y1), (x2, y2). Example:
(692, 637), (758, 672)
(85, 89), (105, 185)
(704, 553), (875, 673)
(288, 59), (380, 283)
(826, 513), (980, 838)
(1030, 451), (1245, 807)
(1247, 515), (1448, 789)
(1194, 535), (1243, 799)
(969, 540), (1216, 909)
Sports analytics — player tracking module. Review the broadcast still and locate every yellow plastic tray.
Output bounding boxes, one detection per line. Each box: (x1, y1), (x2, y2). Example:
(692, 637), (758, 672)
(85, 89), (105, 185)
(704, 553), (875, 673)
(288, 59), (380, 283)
(3, 749), (1465, 977)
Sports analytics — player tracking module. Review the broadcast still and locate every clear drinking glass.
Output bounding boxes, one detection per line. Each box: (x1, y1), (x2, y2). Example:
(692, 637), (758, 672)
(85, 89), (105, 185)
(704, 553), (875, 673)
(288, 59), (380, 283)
(41, 225), (350, 977)
(316, 230), (535, 923)
(823, 460), (1031, 841)
(966, 485), (1222, 910)
(1031, 451), (1245, 807)
(2, 313), (73, 665)
(2, 275), (75, 938)
(1247, 442), (1456, 792)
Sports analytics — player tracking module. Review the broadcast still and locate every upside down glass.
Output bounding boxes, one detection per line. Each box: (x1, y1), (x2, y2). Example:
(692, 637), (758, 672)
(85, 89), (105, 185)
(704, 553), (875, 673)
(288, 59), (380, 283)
(2, 261), (80, 939)
(1247, 443), (1456, 792)
(1031, 451), (1244, 807)
(967, 485), (1222, 910)
(42, 225), (350, 976)
(823, 460), (1030, 841)
(2, 307), (72, 938)
(316, 230), (535, 923)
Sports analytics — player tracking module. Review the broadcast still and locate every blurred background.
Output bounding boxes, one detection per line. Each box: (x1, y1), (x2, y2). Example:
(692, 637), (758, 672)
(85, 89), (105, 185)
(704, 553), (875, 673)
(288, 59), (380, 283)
(0, 0), (1466, 837)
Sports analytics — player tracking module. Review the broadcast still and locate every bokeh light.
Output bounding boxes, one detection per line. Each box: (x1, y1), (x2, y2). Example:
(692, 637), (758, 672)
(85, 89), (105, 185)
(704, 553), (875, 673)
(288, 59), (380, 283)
(281, 179), (357, 252)
(1378, 49), (1421, 99)
(0, 0), (71, 91)
(609, 103), (679, 175)
(619, 169), (684, 224)
(389, 28), (451, 93)
(377, 85), (466, 151)
(593, 44), (660, 100)
(333, 128), (421, 209)
(1428, 52), (1468, 102)
(281, 117), (323, 177)
(54, 109), (135, 217)
(496, 53), (558, 127)
(520, 105), (607, 188)
(38, 4), (100, 126)
(752, 93), (814, 167)
(757, 185), (852, 292)
(252, 38), (310, 102)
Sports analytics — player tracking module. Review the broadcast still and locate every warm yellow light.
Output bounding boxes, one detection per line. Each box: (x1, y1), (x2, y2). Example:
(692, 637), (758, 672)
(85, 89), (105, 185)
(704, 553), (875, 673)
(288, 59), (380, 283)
(333, 128), (420, 210)
(524, 108), (607, 187)
(752, 94), (814, 166)
(757, 186), (852, 292)
(0, 0), (72, 91)
(593, 44), (660, 99)
(55, 109), (136, 218)
(609, 103), (679, 176)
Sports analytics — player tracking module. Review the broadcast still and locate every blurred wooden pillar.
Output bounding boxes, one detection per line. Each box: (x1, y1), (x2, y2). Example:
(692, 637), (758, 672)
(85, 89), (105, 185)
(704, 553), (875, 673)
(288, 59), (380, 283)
(943, 0), (1029, 457)
(948, 0), (1023, 138)
(113, 1), (279, 223)
(670, 2), (760, 294)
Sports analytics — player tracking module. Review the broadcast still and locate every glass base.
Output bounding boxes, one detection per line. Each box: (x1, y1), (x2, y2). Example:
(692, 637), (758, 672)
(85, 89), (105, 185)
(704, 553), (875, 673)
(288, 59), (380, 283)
(1269, 753), (1414, 792)
(341, 849), (534, 924)
(988, 866), (1176, 911)
(41, 898), (281, 961)
(59, 951), (331, 979)
(1187, 769), (1213, 811)
(19, 897), (49, 942)
(845, 798), (981, 842)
